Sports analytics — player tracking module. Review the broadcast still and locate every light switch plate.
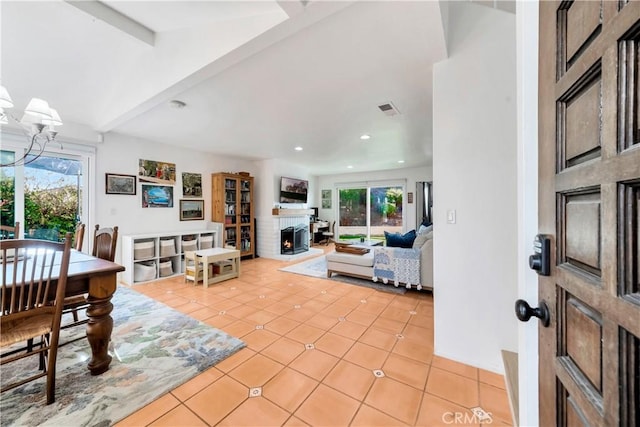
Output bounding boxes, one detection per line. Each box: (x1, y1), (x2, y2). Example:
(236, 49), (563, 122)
(446, 209), (456, 224)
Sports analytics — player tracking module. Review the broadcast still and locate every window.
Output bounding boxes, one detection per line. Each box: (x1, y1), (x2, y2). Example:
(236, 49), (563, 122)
(338, 183), (405, 241)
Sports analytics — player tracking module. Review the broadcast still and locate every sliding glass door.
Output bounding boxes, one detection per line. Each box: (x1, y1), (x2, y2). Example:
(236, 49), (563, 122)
(1, 148), (87, 242)
(338, 183), (404, 241)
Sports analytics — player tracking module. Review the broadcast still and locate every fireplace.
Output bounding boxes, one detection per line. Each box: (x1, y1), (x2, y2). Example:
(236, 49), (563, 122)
(281, 224), (309, 255)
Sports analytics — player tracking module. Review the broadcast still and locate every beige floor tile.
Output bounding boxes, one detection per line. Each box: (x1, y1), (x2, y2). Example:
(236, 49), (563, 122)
(425, 367), (480, 408)
(346, 309), (378, 327)
(185, 376), (247, 426)
(226, 304), (259, 319)
(171, 367), (223, 402)
(261, 336), (306, 365)
(286, 323), (326, 344)
(322, 303), (354, 318)
(244, 309), (279, 325)
(343, 342), (389, 370)
(359, 327), (398, 351)
(282, 307), (317, 322)
(283, 415), (309, 426)
(214, 347), (256, 373)
(355, 301), (388, 316)
(289, 349), (339, 381)
(305, 312), (340, 330)
(228, 353), (285, 387)
(222, 319), (257, 338)
(351, 404), (410, 427)
(415, 393), (479, 427)
(217, 396), (290, 426)
(263, 301), (296, 316)
(364, 377), (423, 425)
(330, 320), (367, 340)
(479, 382), (513, 425)
(402, 323), (432, 341)
(392, 336), (433, 363)
(323, 359), (375, 400)
(115, 393), (180, 426)
(265, 316), (300, 335)
(383, 353), (430, 390)
(479, 368), (506, 389)
(294, 384), (360, 426)
(263, 367), (319, 412)
(149, 405), (207, 427)
(314, 332), (355, 358)
(380, 305), (412, 322)
(242, 328), (281, 352)
(187, 306), (219, 321)
(371, 316), (406, 334)
(431, 355), (479, 380)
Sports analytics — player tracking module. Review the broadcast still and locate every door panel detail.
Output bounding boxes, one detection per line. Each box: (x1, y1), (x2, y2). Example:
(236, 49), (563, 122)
(619, 328), (639, 426)
(558, 189), (602, 277)
(557, 62), (602, 170)
(618, 22), (640, 151)
(619, 181), (640, 304)
(564, 296), (603, 392)
(558, 1), (602, 76)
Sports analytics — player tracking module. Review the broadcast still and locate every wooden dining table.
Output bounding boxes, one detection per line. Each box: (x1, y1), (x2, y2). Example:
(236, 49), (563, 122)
(2, 250), (125, 375)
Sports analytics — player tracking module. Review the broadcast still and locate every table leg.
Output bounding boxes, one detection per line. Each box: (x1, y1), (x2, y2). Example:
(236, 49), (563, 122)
(203, 256), (210, 288)
(85, 295), (113, 375)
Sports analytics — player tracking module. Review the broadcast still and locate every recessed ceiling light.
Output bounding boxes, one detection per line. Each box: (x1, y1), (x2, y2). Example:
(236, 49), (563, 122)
(360, 134), (371, 140)
(294, 146), (303, 151)
(347, 165), (353, 169)
(168, 99), (186, 109)
(398, 160), (405, 164)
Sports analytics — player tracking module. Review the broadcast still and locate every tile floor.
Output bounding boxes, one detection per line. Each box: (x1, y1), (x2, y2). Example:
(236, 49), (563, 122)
(115, 245), (512, 427)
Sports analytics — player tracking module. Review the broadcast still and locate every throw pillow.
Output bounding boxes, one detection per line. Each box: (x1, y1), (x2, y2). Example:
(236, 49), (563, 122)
(385, 229), (417, 248)
(418, 224), (433, 235)
(412, 232), (431, 249)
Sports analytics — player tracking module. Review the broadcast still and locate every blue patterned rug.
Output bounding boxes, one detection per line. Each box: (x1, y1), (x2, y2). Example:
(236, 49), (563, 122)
(0, 286), (245, 426)
(279, 255), (406, 294)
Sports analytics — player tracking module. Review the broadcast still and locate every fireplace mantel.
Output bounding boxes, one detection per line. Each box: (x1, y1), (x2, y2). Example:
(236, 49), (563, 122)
(271, 208), (314, 216)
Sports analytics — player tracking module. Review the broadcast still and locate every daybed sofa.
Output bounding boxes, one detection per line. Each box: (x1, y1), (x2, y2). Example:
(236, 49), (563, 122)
(326, 228), (433, 290)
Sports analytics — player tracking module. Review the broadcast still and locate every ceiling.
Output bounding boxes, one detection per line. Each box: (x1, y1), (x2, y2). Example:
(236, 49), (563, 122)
(1, 1), (450, 175)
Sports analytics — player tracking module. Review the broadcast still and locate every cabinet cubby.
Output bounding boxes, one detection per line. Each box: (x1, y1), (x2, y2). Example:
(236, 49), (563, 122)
(122, 230), (217, 284)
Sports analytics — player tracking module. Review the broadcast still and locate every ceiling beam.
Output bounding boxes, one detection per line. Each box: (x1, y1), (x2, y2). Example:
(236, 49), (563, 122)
(64, 0), (155, 46)
(276, 0), (306, 18)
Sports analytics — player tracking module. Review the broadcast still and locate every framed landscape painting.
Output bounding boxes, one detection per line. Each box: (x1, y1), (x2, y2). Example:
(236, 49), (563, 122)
(182, 172), (202, 197)
(180, 199), (204, 221)
(105, 173), (136, 195)
(141, 184), (174, 208)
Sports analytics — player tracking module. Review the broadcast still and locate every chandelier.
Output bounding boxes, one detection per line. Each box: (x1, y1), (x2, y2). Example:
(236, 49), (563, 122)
(0, 85), (63, 167)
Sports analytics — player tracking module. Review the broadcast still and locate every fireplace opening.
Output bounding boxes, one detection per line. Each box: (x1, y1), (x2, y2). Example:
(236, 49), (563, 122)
(281, 224), (309, 255)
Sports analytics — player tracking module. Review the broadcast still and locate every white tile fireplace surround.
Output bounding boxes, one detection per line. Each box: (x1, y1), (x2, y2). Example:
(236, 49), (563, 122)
(256, 215), (322, 261)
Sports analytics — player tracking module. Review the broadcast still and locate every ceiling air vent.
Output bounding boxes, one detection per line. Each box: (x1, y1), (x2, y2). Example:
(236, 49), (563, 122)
(378, 102), (400, 117)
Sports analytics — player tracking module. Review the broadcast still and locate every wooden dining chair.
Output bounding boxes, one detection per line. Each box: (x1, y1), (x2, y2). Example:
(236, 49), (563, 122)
(92, 224), (118, 262)
(73, 223), (86, 252)
(61, 224), (118, 336)
(0, 222), (20, 240)
(0, 233), (73, 404)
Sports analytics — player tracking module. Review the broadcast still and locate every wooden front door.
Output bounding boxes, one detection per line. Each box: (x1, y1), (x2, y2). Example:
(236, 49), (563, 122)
(538, 1), (640, 425)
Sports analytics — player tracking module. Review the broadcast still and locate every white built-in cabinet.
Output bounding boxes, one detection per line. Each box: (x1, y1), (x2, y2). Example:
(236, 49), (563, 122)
(121, 230), (217, 285)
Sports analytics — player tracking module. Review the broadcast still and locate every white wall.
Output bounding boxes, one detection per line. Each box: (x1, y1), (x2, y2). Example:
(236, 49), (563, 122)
(94, 132), (257, 263)
(516, 1), (540, 424)
(316, 166), (431, 233)
(432, 2), (518, 373)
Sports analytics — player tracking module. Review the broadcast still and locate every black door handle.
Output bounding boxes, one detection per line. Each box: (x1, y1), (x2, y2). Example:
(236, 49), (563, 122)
(515, 299), (550, 327)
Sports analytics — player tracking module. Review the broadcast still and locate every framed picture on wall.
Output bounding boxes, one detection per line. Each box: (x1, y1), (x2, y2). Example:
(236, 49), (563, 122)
(182, 172), (202, 197)
(141, 184), (174, 208)
(179, 199), (204, 221)
(321, 189), (331, 208)
(105, 173), (136, 195)
(138, 158), (176, 185)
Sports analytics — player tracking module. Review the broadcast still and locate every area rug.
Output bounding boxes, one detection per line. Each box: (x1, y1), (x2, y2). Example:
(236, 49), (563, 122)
(0, 286), (245, 427)
(279, 255), (406, 294)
